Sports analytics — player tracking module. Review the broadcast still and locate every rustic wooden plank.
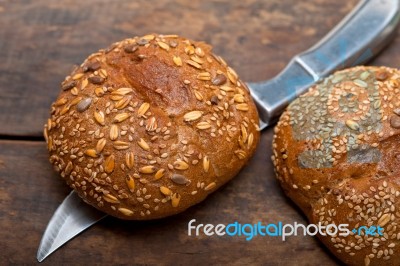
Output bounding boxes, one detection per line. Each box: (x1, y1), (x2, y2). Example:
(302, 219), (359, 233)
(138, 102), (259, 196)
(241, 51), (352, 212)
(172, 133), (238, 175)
(0, 131), (340, 265)
(0, 0), (363, 137)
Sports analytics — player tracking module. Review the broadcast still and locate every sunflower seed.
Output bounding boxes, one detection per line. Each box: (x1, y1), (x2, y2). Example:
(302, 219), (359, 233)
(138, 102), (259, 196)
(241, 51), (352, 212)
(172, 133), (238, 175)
(169, 40), (178, 48)
(137, 38), (149, 46)
(376, 70), (389, 81)
(212, 74), (227, 86)
(83, 61), (101, 72)
(124, 44), (138, 53)
(105, 43), (117, 53)
(233, 94), (244, 103)
(390, 115), (400, 129)
(88, 76), (105, 84)
(394, 109), (400, 116)
(171, 174), (190, 185)
(62, 80), (76, 91)
(76, 98), (92, 112)
(210, 95), (218, 105)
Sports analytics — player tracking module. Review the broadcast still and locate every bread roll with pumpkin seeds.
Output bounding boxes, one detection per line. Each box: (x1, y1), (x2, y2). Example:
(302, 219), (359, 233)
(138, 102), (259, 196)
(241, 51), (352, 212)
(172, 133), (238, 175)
(272, 66), (400, 266)
(44, 34), (260, 220)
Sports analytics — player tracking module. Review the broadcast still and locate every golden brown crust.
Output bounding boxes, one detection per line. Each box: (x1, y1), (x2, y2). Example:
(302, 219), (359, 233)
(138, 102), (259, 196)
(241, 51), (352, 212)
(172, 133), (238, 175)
(272, 66), (400, 265)
(44, 34), (260, 220)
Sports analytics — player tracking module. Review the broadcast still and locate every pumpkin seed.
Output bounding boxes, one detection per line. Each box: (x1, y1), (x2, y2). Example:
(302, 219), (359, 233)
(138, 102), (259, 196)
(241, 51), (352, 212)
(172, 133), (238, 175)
(170, 174), (190, 185)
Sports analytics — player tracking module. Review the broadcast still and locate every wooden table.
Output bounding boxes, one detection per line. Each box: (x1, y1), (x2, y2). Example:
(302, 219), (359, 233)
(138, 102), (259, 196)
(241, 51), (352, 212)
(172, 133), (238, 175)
(1, 0), (399, 264)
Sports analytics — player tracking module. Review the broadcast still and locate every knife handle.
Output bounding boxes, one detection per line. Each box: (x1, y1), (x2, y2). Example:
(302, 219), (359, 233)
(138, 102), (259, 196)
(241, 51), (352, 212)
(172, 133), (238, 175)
(249, 0), (400, 128)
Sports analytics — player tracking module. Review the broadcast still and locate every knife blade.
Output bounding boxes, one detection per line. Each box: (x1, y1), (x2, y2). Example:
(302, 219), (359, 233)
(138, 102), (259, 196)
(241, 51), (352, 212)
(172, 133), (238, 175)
(253, 0), (400, 130)
(37, 191), (106, 262)
(37, 0), (400, 262)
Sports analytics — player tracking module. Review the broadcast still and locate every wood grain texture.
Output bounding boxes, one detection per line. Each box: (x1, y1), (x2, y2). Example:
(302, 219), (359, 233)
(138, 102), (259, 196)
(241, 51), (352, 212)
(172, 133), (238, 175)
(0, 0), (366, 137)
(0, 133), (341, 265)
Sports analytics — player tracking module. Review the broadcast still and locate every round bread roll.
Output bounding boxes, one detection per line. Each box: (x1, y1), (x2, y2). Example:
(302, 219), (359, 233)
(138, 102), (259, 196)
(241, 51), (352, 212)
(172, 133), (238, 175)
(44, 34), (260, 220)
(272, 66), (400, 265)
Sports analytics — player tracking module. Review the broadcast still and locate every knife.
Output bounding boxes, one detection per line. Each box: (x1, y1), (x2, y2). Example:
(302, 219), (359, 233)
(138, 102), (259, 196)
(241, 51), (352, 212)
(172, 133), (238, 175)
(37, 0), (400, 262)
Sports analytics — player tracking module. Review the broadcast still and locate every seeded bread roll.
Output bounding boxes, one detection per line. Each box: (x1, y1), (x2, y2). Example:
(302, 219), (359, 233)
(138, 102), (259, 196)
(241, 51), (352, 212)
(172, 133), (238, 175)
(272, 66), (400, 265)
(44, 34), (260, 220)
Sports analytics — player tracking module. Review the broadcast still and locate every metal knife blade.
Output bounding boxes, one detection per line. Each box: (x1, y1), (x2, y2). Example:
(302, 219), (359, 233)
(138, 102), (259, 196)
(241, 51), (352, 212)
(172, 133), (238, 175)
(252, 0), (400, 130)
(37, 191), (107, 262)
(37, 0), (400, 262)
